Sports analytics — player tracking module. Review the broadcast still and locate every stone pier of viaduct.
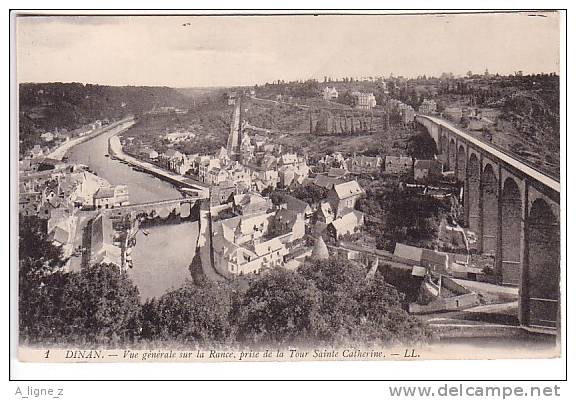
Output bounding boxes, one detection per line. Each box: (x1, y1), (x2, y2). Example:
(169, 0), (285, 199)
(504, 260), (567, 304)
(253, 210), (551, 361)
(416, 115), (561, 333)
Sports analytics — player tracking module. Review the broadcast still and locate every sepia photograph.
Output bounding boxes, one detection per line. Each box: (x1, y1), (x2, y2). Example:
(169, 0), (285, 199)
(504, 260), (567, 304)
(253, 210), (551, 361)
(12, 10), (563, 368)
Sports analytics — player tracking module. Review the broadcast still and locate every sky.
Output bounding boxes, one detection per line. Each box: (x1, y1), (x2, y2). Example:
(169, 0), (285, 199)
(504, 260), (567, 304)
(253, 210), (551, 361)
(16, 12), (560, 87)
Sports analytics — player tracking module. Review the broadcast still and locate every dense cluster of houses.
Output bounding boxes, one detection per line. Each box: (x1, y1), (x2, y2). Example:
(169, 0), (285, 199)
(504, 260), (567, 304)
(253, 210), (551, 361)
(26, 119), (108, 160)
(18, 157), (130, 259)
(315, 151), (444, 182)
(211, 177), (368, 276)
(136, 128), (312, 196)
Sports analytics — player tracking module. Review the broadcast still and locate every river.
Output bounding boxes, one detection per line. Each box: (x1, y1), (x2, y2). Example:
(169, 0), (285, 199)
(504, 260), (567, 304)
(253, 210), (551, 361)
(67, 123), (199, 300)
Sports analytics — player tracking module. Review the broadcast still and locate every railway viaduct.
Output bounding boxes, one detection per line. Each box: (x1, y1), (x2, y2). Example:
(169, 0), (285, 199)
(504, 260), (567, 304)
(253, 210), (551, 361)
(416, 115), (561, 333)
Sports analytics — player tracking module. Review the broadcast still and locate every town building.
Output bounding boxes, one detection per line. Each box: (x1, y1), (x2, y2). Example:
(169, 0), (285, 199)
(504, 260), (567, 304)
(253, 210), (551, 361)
(399, 104), (416, 125)
(41, 132), (54, 142)
(87, 213), (122, 268)
(322, 87), (339, 101)
(327, 210), (364, 240)
(164, 131), (195, 143)
(93, 185), (130, 209)
(210, 184), (236, 206)
(233, 192), (272, 215)
(227, 91), (238, 105)
(418, 99), (437, 115)
(30, 145), (44, 159)
(315, 201), (335, 224)
(311, 174), (343, 191)
(206, 167), (230, 185)
(346, 155), (383, 174)
(280, 194), (313, 221)
(394, 243), (450, 274)
(327, 180), (365, 218)
(272, 208), (306, 242)
(141, 149), (159, 160)
(212, 210), (291, 275)
(384, 155), (413, 175)
(353, 92), (377, 110)
(414, 159), (443, 182)
(328, 167), (349, 179)
(442, 107), (463, 122)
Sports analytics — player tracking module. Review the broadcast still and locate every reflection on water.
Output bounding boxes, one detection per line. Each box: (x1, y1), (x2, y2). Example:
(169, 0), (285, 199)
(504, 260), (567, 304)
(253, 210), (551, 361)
(129, 221), (199, 300)
(67, 125), (199, 299)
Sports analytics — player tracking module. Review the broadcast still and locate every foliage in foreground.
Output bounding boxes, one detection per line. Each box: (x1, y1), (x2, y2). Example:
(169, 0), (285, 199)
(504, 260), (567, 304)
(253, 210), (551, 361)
(20, 217), (429, 347)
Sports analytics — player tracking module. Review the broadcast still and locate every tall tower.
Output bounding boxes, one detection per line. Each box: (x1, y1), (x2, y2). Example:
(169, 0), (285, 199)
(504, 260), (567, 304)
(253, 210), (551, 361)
(226, 98), (242, 161)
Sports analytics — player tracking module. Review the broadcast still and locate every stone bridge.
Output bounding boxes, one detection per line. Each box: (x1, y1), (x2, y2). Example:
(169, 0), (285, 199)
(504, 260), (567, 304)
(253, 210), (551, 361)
(416, 115), (561, 333)
(104, 196), (205, 221)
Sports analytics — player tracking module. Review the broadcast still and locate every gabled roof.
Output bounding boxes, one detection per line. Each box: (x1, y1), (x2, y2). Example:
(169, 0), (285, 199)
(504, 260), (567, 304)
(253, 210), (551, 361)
(386, 155), (413, 164)
(93, 187), (115, 199)
(414, 159), (443, 169)
(328, 168), (348, 178)
(233, 193), (268, 207)
(333, 180), (364, 200)
(274, 208), (300, 229)
(313, 174), (341, 190)
(283, 194), (311, 214)
(254, 238), (284, 257)
(164, 149), (184, 159)
(330, 210), (363, 233)
(421, 248), (449, 265)
(394, 243), (423, 263)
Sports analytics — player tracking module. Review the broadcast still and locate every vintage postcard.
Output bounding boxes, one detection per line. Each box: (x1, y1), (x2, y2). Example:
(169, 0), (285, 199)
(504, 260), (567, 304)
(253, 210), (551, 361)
(13, 10), (563, 364)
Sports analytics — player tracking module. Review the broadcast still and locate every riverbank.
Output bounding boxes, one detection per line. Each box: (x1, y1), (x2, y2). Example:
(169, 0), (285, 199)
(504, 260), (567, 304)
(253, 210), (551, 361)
(45, 117), (135, 161)
(106, 127), (224, 283)
(108, 135), (209, 197)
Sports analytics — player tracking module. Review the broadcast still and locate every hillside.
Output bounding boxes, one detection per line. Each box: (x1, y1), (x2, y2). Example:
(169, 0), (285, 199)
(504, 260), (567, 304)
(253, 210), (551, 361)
(435, 75), (560, 178)
(19, 82), (191, 156)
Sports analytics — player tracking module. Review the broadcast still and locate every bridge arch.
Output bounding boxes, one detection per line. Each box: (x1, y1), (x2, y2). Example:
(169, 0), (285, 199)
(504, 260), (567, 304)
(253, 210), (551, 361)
(523, 198), (560, 329)
(439, 134), (448, 164)
(456, 144), (466, 181)
(481, 163), (499, 254)
(467, 153), (481, 234)
(448, 138), (456, 171)
(501, 178), (522, 285)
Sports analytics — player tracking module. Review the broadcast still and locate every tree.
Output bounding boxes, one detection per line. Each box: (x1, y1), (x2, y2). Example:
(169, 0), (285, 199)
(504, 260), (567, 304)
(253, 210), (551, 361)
(299, 257), (429, 345)
(290, 184), (329, 206)
(57, 263), (142, 345)
(238, 268), (322, 345)
(19, 215), (63, 269)
(406, 128), (438, 159)
(354, 274), (429, 344)
(383, 189), (449, 250)
(299, 257), (365, 342)
(141, 280), (233, 345)
(19, 216), (66, 344)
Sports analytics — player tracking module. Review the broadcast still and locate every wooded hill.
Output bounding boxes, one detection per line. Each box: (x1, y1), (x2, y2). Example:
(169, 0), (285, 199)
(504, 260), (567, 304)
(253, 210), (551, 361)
(19, 82), (191, 155)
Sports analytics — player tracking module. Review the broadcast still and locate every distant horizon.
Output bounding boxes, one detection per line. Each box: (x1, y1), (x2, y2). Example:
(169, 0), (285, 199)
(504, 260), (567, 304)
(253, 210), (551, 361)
(17, 70), (560, 91)
(16, 12), (560, 88)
